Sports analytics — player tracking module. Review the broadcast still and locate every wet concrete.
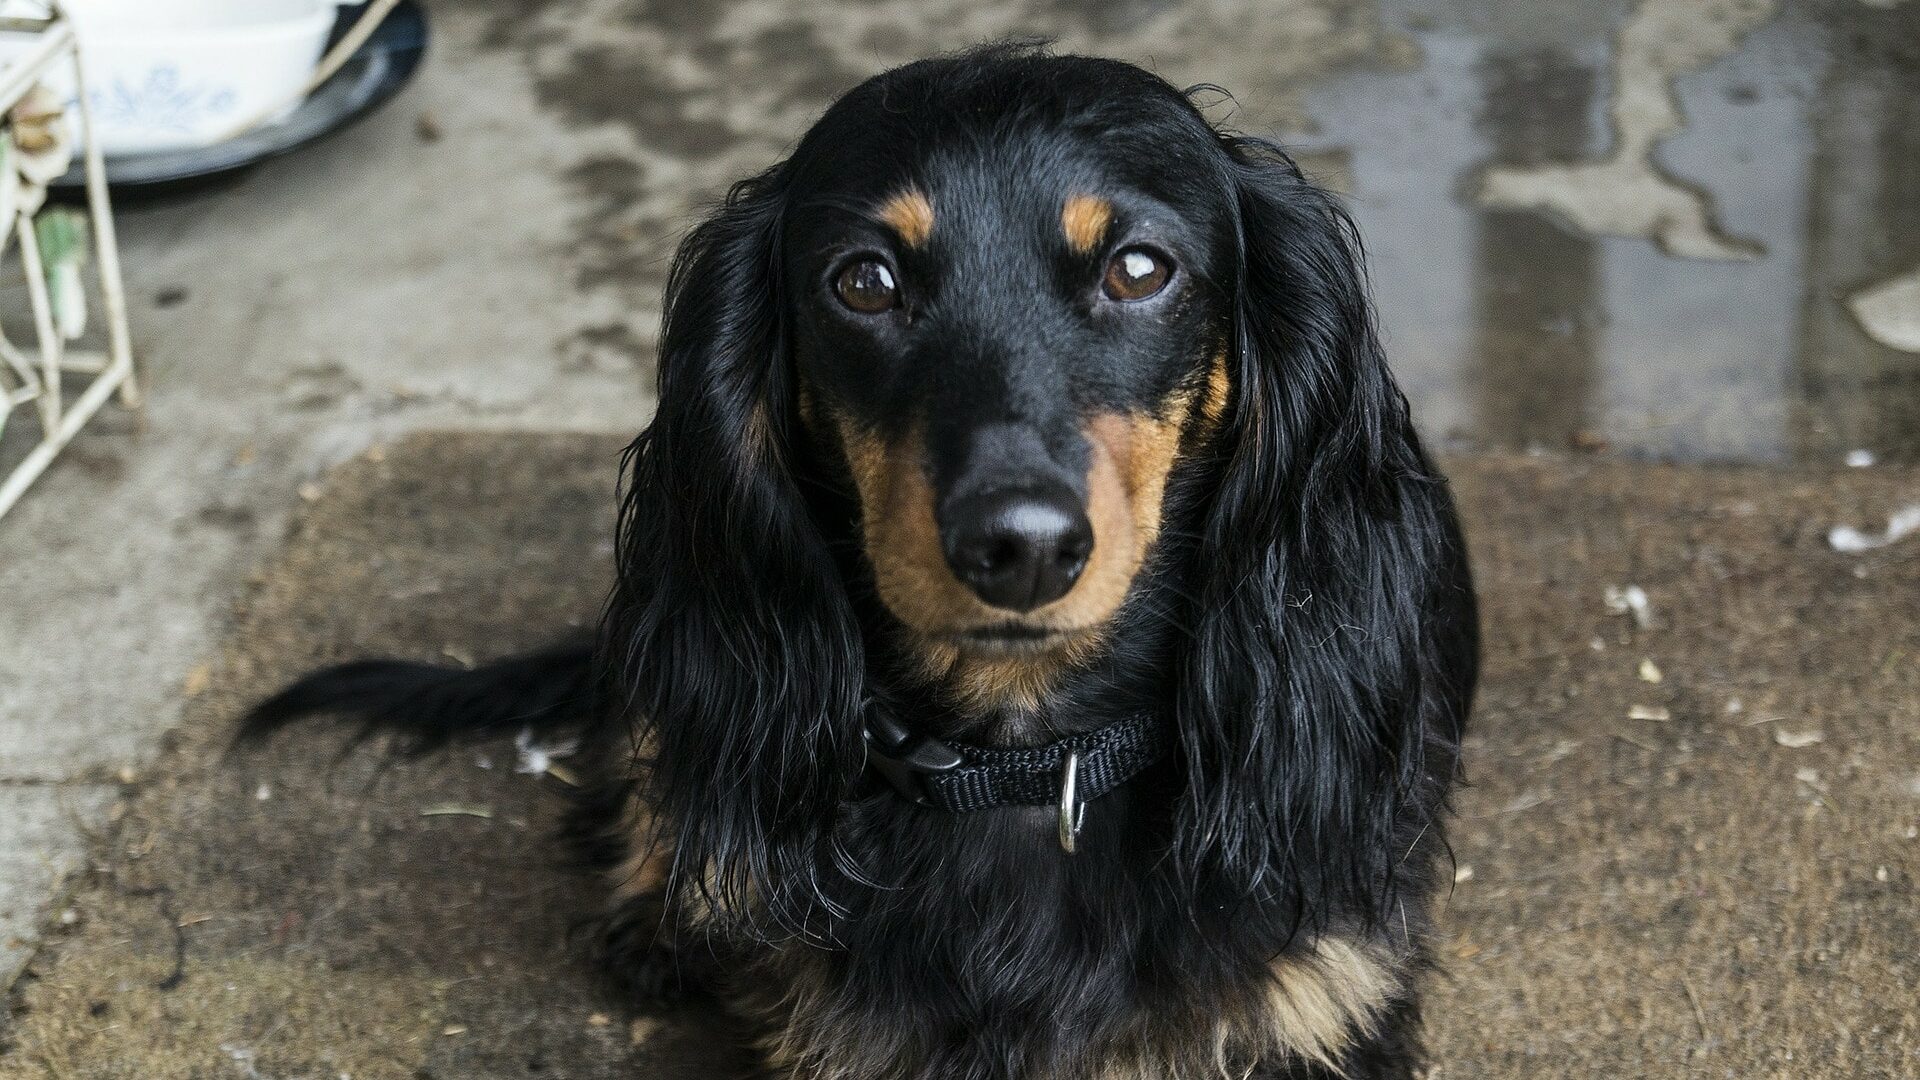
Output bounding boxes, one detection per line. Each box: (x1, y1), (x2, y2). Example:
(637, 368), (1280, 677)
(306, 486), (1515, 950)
(433, 0), (1920, 465)
(1293, 0), (1920, 463)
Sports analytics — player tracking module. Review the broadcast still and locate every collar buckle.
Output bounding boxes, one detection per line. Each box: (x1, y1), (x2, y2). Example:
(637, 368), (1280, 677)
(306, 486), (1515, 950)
(862, 704), (963, 805)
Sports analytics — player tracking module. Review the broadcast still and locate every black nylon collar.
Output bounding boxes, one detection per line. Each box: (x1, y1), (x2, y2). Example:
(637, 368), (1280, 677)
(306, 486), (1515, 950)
(862, 704), (1172, 813)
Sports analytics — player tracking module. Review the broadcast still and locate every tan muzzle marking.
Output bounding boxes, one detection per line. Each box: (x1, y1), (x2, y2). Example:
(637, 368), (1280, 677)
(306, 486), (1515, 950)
(827, 388), (1202, 711)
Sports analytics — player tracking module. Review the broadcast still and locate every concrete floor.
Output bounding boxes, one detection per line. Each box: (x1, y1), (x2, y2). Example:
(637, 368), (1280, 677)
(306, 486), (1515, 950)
(0, 3), (658, 983)
(2, 0), (1917, 1053)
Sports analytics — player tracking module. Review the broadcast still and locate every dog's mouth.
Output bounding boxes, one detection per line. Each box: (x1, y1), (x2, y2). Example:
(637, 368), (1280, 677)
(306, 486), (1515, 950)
(947, 620), (1098, 657)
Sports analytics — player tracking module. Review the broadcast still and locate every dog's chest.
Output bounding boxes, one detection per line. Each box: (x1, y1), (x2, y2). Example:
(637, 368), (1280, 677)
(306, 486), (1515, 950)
(735, 828), (1406, 1079)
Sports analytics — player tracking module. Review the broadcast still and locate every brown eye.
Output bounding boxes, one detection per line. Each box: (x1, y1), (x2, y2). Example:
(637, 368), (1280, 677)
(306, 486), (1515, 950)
(835, 259), (899, 314)
(1102, 247), (1171, 302)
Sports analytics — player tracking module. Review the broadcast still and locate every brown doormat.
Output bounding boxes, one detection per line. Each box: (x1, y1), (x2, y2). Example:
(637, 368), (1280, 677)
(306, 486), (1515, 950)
(2, 433), (1914, 1079)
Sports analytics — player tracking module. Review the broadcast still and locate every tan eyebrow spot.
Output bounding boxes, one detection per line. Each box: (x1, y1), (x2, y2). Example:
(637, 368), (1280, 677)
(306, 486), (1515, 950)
(876, 187), (934, 248)
(1061, 193), (1113, 254)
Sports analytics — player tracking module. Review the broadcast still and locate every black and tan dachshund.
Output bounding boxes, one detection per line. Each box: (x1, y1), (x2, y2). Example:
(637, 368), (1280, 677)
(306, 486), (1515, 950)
(246, 44), (1479, 1080)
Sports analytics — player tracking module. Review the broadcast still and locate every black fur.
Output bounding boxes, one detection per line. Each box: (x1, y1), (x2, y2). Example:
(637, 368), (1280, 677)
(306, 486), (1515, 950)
(241, 45), (1478, 1080)
(242, 641), (595, 753)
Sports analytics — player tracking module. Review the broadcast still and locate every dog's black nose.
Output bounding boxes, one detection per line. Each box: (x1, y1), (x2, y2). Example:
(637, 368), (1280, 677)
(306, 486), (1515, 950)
(942, 487), (1094, 611)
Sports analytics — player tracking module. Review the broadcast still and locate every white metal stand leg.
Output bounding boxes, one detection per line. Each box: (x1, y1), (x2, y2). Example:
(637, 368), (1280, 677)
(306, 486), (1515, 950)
(71, 27), (135, 411)
(0, 4), (141, 521)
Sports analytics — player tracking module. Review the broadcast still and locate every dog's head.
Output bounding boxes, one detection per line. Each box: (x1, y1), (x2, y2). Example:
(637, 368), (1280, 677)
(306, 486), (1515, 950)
(614, 46), (1465, 931)
(778, 55), (1242, 707)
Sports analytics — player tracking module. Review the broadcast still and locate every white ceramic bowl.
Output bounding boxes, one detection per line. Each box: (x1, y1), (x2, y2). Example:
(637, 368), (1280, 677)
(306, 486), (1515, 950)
(0, 1), (348, 156)
(61, 0), (334, 33)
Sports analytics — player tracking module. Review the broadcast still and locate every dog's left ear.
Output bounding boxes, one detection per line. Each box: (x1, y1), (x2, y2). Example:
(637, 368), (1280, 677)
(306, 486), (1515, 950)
(606, 166), (867, 938)
(1172, 136), (1476, 929)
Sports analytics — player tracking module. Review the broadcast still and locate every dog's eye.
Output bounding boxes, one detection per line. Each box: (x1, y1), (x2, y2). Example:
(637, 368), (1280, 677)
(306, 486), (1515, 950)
(1102, 247), (1171, 302)
(835, 259), (900, 314)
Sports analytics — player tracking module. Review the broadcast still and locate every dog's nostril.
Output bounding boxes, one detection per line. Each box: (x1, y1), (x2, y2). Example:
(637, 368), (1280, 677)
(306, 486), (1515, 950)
(943, 490), (1094, 613)
(977, 538), (1023, 574)
(1057, 533), (1093, 564)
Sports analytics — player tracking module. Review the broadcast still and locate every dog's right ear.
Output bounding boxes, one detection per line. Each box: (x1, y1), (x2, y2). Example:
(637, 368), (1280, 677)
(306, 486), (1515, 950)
(605, 167), (866, 939)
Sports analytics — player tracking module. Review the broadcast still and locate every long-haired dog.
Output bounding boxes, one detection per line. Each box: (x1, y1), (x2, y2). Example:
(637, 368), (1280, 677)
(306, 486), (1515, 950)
(245, 45), (1478, 1080)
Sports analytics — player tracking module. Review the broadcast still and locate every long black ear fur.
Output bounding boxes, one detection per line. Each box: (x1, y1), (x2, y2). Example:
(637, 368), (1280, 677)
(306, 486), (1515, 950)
(602, 166), (866, 939)
(1173, 136), (1478, 930)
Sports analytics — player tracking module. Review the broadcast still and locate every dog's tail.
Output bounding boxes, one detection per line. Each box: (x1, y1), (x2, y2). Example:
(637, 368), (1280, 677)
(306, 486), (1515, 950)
(237, 639), (597, 753)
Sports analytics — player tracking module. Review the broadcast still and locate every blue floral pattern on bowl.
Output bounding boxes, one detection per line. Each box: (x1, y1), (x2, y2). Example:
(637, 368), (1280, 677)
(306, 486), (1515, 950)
(90, 66), (239, 135)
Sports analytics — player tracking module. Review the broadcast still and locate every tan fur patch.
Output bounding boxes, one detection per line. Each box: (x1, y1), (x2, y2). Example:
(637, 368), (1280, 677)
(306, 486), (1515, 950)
(607, 790), (672, 906)
(750, 954), (864, 1079)
(876, 187), (934, 248)
(1200, 349), (1232, 428)
(1256, 937), (1399, 1072)
(742, 400), (774, 466)
(1061, 193), (1113, 254)
(1080, 394), (1194, 581)
(796, 381), (820, 436)
(605, 733), (670, 906)
(1103, 934), (1400, 1079)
